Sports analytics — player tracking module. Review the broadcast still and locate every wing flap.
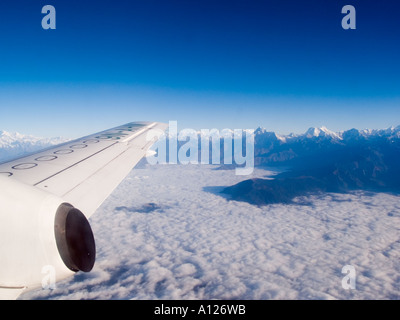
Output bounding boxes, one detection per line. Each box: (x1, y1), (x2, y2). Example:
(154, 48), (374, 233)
(62, 145), (147, 218)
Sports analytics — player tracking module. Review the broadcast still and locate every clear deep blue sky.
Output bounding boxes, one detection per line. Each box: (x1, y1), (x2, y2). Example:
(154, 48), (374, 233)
(0, 0), (399, 137)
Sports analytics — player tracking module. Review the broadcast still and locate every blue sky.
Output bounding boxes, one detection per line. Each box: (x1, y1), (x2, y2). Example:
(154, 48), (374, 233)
(0, 0), (399, 138)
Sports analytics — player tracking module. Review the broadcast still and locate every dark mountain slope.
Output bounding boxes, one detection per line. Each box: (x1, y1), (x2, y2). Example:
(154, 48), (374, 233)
(223, 126), (400, 205)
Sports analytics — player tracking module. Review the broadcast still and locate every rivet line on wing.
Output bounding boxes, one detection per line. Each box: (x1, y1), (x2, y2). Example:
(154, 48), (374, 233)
(33, 141), (120, 187)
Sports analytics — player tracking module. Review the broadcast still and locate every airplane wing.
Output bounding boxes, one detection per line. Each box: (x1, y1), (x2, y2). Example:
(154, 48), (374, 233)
(0, 121), (168, 218)
(0, 121), (168, 299)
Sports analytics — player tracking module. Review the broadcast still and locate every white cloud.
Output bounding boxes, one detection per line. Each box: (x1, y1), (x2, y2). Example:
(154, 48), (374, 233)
(20, 162), (400, 300)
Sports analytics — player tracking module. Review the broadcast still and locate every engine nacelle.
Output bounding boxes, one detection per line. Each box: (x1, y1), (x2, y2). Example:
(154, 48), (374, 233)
(0, 176), (95, 291)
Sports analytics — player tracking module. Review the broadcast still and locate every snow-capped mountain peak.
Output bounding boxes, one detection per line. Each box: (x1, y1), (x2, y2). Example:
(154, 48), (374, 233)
(304, 126), (342, 140)
(0, 130), (70, 162)
(254, 127), (286, 142)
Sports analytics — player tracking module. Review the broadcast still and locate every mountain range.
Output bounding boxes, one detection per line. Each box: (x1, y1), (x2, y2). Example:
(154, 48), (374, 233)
(223, 125), (400, 205)
(1, 125), (400, 205)
(0, 130), (69, 163)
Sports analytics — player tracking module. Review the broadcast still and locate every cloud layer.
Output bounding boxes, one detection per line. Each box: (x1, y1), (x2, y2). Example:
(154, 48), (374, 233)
(20, 162), (400, 300)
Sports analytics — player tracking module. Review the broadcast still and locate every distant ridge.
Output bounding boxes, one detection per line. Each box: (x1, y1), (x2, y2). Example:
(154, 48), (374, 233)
(223, 125), (400, 205)
(253, 125), (400, 166)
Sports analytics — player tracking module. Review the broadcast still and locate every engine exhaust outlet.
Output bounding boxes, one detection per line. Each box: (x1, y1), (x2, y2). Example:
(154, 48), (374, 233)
(54, 203), (96, 272)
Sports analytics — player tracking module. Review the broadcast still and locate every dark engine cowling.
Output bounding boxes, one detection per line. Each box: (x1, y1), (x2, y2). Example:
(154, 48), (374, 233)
(54, 203), (95, 273)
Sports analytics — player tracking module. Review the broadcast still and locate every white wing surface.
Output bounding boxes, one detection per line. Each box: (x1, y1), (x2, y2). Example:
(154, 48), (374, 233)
(0, 121), (168, 299)
(0, 121), (168, 218)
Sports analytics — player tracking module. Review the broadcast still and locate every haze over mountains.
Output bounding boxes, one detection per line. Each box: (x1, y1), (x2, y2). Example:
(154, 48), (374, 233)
(2, 125), (400, 205)
(224, 125), (400, 205)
